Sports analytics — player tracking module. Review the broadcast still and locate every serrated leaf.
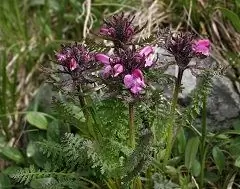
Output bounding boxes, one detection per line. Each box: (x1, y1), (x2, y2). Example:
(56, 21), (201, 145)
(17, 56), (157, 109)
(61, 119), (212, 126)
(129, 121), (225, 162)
(30, 178), (57, 189)
(185, 136), (200, 170)
(47, 120), (60, 142)
(212, 147), (225, 174)
(26, 112), (48, 130)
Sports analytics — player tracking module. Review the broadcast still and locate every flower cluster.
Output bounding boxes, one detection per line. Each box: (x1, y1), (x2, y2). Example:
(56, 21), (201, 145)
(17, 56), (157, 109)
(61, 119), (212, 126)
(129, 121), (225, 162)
(96, 45), (154, 94)
(161, 30), (210, 69)
(54, 43), (97, 86)
(95, 13), (156, 95)
(53, 12), (211, 97)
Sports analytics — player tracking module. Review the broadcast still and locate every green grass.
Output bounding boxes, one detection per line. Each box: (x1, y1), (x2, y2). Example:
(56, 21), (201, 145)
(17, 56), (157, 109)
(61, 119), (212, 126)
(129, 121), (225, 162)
(0, 0), (137, 142)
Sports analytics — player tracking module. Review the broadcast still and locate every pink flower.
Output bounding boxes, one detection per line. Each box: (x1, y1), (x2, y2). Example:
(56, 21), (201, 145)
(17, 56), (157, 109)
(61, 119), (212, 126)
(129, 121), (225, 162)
(96, 53), (123, 77)
(192, 39), (210, 56)
(124, 69), (146, 94)
(139, 46), (154, 67)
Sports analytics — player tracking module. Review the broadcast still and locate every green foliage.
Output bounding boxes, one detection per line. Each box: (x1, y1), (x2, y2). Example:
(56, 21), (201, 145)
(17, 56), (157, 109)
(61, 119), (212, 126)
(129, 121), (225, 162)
(152, 173), (180, 189)
(182, 71), (214, 129)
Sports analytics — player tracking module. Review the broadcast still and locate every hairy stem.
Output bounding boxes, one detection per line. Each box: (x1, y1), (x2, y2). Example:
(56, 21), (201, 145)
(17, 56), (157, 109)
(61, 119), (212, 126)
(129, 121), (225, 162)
(77, 85), (97, 139)
(200, 93), (207, 188)
(129, 103), (135, 148)
(163, 67), (184, 166)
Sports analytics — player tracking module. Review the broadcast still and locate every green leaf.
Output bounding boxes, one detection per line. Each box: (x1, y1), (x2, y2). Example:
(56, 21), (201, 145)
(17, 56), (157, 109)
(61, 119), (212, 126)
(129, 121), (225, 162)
(233, 119), (240, 131)
(30, 178), (57, 189)
(219, 7), (240, 32)
(185, 136), (200, 170)
(0, 173), (11, 189)
(177, 127), (186, 154)
(192, 159), (201, 177)
(0, 146), (24, 164)
(234, 156), (240, 168)
(47, 120), (60, 142)
(26, 112), (48, 130)
(26, 142), (36, 158)
(212, 147), (225, 174)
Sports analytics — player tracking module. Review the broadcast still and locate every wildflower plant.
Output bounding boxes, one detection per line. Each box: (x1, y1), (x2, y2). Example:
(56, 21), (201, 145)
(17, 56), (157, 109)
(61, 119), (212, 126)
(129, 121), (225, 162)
(8, 11), (218, 189)
(157, 29), (211, 166)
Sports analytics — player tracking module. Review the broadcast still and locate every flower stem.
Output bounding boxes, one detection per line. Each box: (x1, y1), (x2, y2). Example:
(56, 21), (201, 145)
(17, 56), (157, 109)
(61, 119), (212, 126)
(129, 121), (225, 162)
(129, 103), (135, 148)
(163, 67), (184, 166)
(77, 85), (97, 140)
(200, 93), (207, 188)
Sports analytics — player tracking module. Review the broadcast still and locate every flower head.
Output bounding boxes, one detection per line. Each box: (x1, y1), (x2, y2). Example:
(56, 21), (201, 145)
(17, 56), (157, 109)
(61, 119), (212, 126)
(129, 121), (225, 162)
(55, 43), (94, 73)
(99, 12), (144, 46)
(159, 29), (210, 69)
(164, 31), (194, 68)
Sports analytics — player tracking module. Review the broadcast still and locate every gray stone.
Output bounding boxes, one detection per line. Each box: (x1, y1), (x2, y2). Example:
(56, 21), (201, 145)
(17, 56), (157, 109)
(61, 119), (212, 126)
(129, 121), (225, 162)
(162, 57), (240, 130)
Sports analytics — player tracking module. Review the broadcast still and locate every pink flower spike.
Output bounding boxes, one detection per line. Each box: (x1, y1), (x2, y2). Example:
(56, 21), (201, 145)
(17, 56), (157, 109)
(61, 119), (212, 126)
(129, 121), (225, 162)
(113, 64), (123, 77)
(139, 46), (153, 57)
(69, 58), (77, 71)
(192, 39), (210, 56)
(95, 54), (111, 65)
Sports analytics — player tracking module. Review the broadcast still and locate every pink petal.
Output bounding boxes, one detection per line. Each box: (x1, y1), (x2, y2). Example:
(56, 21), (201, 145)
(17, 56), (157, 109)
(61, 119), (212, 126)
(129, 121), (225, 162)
(132, 69), (144, 80)
(124, 75), (134, 88)
(56, 53), (66, 62)
(145, 55), (154, 67)
(103, 65), (112, 78)
(135, 77), (146, 88)
(95, 54), (111, 65)
(70, 58), (77, 71)
(100, 27), (110, 35)
(113, 64), (123, 77)
(130, 85), (143, 94)
(126, 27), (134, 37)
(192, 39), (210, 56)
(139, 46), (153, 57)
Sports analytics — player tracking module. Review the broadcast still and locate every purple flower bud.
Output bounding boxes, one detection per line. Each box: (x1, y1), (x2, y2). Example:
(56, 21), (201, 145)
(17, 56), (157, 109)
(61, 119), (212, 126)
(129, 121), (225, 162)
(124, 69), (145, 94)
